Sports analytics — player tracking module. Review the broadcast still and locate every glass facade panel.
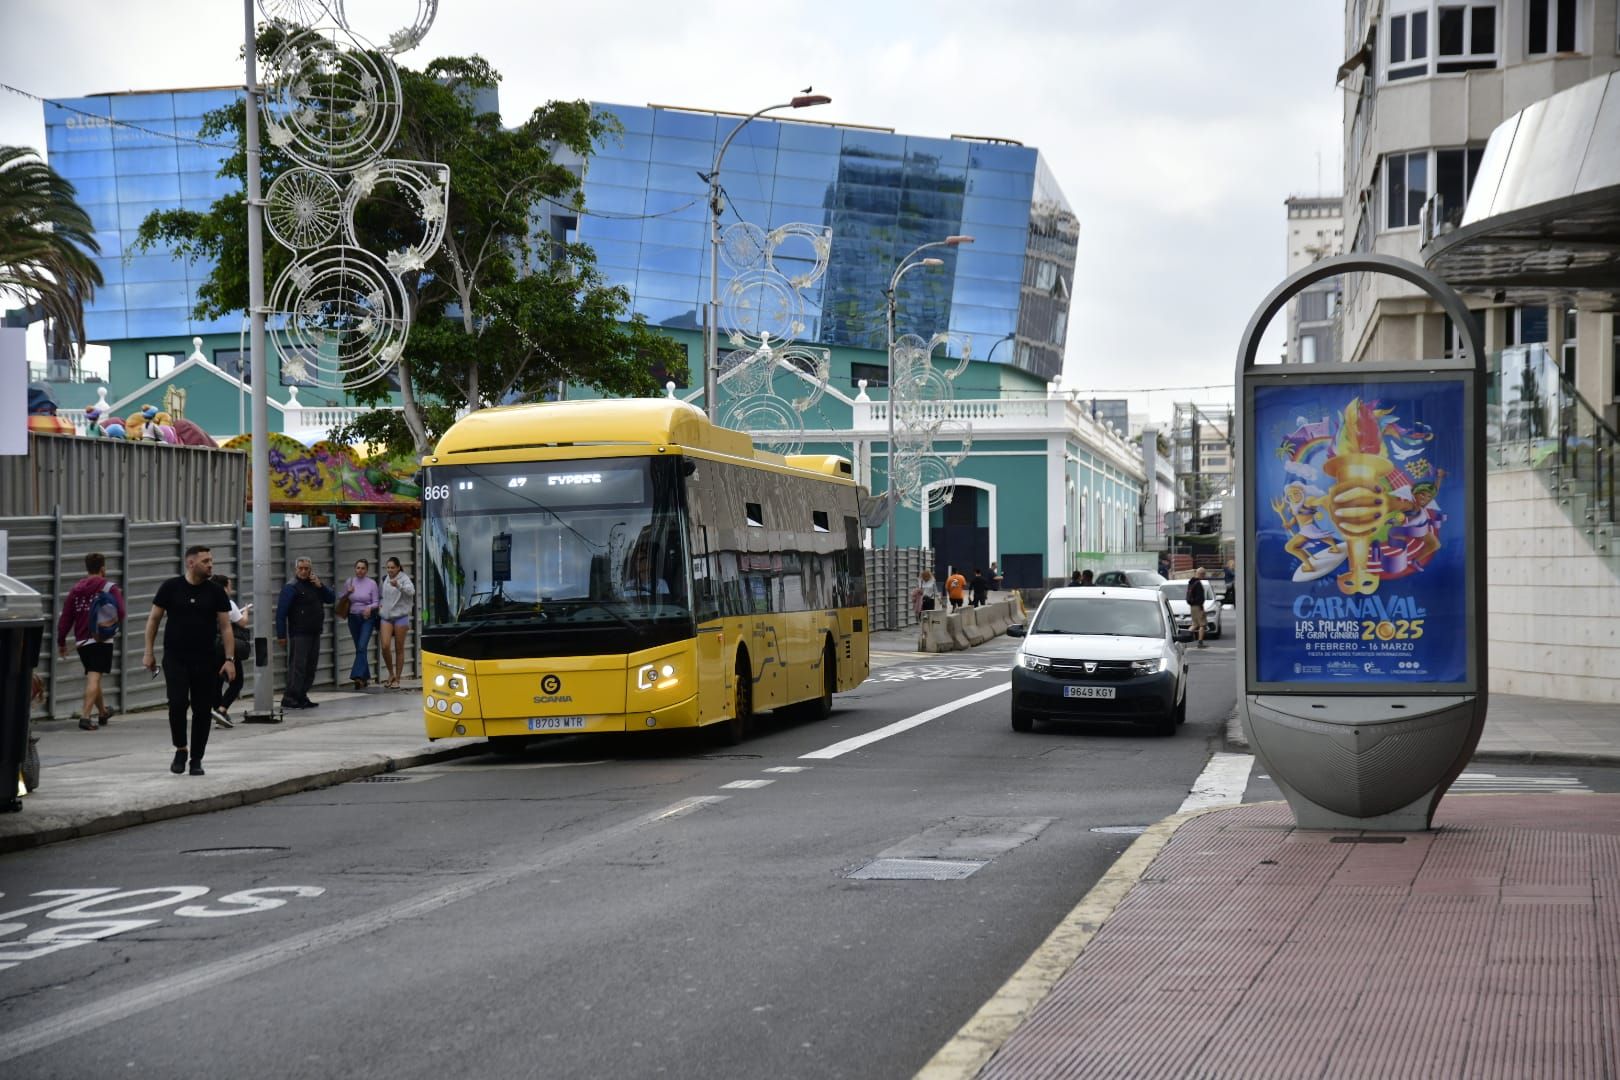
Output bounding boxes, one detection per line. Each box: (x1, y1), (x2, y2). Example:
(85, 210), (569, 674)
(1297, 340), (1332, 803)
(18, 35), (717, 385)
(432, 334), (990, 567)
(117, 172), (183, 202)
(109, 92), (176, 121)
(966, 168), (1036, 200)
(776, 122), (841, 153)
(648, 135), (714, 168)
(124, 279), (193, 309)
(110, 118), (178, 151)
(53, 148), (117, 177)
(775, 149), (841, 181)
(651, 110), (717, 141)
(586, 157), (651, 188)
(83, 310), (128, 341)
(961, 194), (1029, 227)
(585, 183), (646, 215)
(126, 307), (192, 338)
(116, 146), (182, 174)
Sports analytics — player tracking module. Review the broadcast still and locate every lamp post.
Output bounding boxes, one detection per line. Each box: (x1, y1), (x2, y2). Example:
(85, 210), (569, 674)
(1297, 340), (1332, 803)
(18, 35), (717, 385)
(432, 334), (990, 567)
(703, 93), (831, 420)
(242, 0), (275, 721)
(882, 235), (973, 629)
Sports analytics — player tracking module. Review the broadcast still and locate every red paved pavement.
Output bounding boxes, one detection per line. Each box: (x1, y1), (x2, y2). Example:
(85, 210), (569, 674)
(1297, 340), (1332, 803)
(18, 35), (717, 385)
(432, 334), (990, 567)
(978, 794), (1620, 1078)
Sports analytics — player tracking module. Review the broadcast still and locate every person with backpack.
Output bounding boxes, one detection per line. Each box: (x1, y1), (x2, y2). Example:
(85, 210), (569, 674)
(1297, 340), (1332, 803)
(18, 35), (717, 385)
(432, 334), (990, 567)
(1186, 569), (1209, 649)
(55, 552), (124, 731)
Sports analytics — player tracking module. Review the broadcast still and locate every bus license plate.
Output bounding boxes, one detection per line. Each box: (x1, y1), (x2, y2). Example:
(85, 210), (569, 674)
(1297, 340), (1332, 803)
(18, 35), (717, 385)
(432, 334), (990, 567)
(528, 716), (586, 731)
(1064, 686), (1115, 700)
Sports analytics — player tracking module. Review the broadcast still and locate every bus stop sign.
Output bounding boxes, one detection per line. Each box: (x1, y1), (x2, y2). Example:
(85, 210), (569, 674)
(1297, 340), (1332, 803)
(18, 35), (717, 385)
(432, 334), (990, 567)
(1235, 253), (1488, 831)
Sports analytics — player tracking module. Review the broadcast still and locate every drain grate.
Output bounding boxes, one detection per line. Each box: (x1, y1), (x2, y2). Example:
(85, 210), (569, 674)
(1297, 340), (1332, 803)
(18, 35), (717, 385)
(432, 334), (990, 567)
(348, 773), (434, 784)
(182, 846), (290, 856)
(1091, 825), (1149, 835)
(1330, 835), (1407, 844)
(846, 858), (986, 881)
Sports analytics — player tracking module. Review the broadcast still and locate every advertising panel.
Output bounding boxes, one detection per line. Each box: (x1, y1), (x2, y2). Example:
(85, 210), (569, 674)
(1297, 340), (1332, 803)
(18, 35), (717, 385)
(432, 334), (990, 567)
(1250, 375), (1470, 688)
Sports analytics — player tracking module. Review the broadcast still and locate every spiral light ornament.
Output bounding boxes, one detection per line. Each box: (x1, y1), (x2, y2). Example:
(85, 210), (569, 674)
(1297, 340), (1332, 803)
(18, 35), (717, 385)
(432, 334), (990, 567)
(266, 168), (344, 249)
(343, 158), (450, 274)
(261, 26), (402, 172)
(268, 246), (410, 388)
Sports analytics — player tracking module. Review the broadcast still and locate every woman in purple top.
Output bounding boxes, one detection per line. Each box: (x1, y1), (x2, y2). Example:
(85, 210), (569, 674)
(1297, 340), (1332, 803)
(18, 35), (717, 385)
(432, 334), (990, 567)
(341, 559), (381, 689)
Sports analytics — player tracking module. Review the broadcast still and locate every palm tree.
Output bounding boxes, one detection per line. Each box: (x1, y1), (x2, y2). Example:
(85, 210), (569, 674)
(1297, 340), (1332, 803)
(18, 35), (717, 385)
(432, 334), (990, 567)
(0, 146), (103, 354)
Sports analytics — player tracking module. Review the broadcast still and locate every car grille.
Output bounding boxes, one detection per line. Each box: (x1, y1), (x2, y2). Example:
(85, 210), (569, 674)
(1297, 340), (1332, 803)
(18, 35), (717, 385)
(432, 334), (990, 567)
(1047, 659), (1142, 681)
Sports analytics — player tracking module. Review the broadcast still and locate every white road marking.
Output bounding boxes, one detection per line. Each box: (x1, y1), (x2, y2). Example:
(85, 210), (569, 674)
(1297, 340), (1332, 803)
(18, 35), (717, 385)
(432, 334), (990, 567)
(720, 779), (775, 790)
(1178, 752), (1254, 814)
(800, 683), (1012, 760)
(763, 766), (808, 773)
(0, 794), (729, 1064)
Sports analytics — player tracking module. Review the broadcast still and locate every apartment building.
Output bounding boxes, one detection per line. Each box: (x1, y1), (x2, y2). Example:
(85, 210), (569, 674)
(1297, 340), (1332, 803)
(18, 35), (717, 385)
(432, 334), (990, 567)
(1284, 195), (1344, 364)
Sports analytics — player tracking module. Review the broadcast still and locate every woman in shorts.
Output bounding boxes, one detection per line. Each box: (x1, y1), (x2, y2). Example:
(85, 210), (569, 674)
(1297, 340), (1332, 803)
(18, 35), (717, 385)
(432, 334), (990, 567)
(377, 557), (416, 689)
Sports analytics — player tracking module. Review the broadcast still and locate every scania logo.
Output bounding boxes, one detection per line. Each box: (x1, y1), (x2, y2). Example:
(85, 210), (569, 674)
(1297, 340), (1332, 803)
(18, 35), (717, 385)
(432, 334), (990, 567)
(1084, 662), (1097, 674)
(540, 674), (562, 694)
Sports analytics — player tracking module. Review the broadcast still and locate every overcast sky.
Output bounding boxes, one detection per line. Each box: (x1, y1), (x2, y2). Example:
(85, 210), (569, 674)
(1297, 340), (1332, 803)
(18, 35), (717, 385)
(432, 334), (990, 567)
(0, 0), (1344, 421)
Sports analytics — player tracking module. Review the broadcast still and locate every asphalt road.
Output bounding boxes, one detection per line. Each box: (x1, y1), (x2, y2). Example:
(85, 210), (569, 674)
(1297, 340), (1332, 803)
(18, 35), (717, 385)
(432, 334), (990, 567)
(1, 635), (1242, 1080)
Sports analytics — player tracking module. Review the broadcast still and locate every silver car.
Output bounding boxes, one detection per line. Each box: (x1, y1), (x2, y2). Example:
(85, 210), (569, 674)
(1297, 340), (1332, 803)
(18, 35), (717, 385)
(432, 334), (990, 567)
(1007, 586), (1191, 736)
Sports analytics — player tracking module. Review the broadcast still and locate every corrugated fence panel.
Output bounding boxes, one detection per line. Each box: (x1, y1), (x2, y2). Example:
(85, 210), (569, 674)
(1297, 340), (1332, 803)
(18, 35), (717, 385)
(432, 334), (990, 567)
(2, 433), (247, 523)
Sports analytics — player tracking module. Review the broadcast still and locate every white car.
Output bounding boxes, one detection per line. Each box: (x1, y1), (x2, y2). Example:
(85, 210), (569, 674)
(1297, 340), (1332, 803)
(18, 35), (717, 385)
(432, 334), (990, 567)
(1007, 586), (1191, 736)
(1158, 580), (1222, 639)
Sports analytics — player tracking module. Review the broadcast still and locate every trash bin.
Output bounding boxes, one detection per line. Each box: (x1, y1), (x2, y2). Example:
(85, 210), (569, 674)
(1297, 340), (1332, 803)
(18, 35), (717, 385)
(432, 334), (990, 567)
(0, 572), (46, 812)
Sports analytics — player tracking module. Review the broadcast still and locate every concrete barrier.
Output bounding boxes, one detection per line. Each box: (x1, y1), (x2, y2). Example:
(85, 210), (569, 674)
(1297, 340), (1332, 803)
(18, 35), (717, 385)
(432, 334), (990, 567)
(915, 598), (1020, 652)
(962, 607), (993, 646)
(918, 610), (955, 653)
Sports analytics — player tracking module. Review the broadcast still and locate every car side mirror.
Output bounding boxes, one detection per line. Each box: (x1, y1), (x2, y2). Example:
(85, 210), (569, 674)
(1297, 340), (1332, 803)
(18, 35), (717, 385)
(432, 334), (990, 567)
(1007, 624), (1026, 638)
(1174, 629), (1195, 643)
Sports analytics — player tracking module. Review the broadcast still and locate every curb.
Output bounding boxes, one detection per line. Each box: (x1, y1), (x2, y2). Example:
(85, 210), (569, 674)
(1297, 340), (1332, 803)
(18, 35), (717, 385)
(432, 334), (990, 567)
(915, 805), (1222, 1080)
(0, 738), (485, 855)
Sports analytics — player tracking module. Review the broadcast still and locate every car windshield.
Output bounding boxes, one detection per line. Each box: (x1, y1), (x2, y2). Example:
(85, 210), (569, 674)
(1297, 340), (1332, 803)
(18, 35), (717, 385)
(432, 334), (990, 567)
(1032, 597), (1164, 638)
(1160, 582), (1189, 601)
(1127, 571), (1166, 587)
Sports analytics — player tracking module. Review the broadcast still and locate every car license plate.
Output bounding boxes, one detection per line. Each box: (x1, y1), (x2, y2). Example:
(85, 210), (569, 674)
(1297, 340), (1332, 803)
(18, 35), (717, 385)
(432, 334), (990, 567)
(1063, 686), (1115, 700)
(528, 716), (586, 731)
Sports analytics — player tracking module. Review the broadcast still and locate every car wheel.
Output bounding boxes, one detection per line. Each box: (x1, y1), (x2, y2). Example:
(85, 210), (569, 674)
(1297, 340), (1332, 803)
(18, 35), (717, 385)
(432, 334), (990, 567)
(1011, 708), (1034, 733)
(1174, 686), (1188, 726)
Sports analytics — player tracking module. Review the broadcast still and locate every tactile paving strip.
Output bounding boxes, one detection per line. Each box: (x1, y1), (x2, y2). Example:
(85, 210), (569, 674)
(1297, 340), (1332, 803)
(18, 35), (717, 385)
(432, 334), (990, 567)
(980, 795), (1620, 1079)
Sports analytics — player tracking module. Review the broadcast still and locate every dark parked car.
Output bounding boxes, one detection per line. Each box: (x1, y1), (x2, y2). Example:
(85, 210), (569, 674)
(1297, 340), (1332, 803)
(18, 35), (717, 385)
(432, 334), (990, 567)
(1094, 569), (1168, 589)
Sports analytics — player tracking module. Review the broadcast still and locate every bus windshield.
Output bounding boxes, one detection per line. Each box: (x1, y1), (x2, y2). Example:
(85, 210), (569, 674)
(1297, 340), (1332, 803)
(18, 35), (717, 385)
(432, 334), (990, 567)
(421, 457), (691, 656)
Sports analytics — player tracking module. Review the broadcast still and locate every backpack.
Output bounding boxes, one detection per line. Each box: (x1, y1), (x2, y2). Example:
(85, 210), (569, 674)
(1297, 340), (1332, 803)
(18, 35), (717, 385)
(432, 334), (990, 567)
(88, 585), (122, 642)
(1186, 578), (1206, 606)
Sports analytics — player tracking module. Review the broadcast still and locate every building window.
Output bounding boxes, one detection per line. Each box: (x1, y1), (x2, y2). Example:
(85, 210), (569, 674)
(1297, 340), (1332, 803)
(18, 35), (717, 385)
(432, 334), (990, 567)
(1527, 0), (1578, 54)
(1561, 308), (1578, 384)
(1300, 291), (1330, 322)
(851, 361), (887, 389)
(213, 348), (250, 383)
(1301, 335), (1318, 364)
(1506, 306), (1549, 346)
(146, 352), (181, 379)
(1385, 151), (1429, 228)
(1435, 4), (1497, 71)
(1388, 9), (1430, 78)
(1434, 147), (1486, 226)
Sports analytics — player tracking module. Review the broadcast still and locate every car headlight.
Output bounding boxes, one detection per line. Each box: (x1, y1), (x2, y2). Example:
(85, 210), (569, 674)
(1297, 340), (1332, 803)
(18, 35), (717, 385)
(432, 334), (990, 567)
(1131, 657), (1168, 675)
(1016, 651), (1050, 673)
(637, 662), (679, 691)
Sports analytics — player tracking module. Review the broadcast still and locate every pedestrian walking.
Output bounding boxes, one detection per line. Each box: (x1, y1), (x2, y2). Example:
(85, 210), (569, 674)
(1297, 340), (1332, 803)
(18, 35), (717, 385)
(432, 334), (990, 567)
(210, 575), (251, 728)
(945, 569), (967, 611)
(911, 568), (937, 618)
(969, 568), (988, 608)
(989, 563), (1003, 592)
(55, 552), (124, 730)
(1222, 559), (1236, 607)
(339, 558), (381, 690)
(276, 557), (334, 710)
(142, 546), (233, 776)
(1187, 569), (1208, 648)
(377, 557), (415, 689)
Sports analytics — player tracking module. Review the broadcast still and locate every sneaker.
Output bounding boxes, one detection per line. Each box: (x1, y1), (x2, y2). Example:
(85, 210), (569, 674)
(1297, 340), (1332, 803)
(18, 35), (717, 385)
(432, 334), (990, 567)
(212, 708), (234, 729)
(79, 717), (97, 731)
(189, 761), (205, 776)
(170, 750), (187, 774)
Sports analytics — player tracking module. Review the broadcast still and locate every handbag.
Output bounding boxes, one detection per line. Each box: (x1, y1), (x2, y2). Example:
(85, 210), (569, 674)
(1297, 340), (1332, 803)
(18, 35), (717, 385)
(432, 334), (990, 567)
(335, 593), (352, 619)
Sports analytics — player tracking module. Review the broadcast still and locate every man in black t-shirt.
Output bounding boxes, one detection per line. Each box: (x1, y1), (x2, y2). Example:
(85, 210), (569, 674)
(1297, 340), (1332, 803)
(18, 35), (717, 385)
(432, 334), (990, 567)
(1186, 571), (1208, 649)
(143, 545), (234, 776)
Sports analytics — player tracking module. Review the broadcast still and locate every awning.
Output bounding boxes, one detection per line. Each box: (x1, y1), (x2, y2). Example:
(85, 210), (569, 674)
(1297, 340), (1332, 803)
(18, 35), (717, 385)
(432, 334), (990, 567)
(1424, 72), (1620, 311)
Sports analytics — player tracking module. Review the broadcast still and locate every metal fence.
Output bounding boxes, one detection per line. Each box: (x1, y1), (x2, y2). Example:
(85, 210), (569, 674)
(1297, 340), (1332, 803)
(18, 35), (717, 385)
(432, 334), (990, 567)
(2, 513), (419, 722)
(866, 547), (932, 632)
(2, 433), (247, 523)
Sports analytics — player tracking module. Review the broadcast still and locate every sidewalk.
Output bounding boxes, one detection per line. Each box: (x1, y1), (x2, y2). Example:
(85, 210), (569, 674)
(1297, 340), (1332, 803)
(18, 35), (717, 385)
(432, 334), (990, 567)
(1, 682), (481, 854)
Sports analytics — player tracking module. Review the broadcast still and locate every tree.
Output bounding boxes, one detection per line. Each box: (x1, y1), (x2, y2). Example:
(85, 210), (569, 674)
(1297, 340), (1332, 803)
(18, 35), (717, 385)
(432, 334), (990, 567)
(0, 146), (103, 355)
(135, 39), (683, 455)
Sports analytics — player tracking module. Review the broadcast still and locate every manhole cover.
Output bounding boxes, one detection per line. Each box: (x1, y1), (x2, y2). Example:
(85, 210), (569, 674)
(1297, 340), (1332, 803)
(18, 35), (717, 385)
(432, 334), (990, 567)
(1091, 825), (1149, 835)
(846, 858), (986, 881)
(181, 846), (290, 856)
(348, 774), (436, 784)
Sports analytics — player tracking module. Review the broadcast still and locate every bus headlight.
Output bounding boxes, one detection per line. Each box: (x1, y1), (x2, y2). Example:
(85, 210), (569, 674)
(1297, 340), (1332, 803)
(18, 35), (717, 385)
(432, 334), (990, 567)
(637, 662), (679, 691)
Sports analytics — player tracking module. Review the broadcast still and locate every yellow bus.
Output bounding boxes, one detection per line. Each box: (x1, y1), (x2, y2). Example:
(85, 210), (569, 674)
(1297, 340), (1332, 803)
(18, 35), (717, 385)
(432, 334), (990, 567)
(417, 398), (871, 751)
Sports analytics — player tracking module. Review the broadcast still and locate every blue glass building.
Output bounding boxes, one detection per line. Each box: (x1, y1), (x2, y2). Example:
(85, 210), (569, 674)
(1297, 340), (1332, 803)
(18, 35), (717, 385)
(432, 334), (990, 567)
(46, 88), (244, 343)
(580, 104), (1078, 383)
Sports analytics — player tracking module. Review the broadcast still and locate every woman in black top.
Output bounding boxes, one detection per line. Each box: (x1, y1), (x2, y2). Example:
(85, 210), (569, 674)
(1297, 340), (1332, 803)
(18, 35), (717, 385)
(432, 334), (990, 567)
(142, 546), (234, 775)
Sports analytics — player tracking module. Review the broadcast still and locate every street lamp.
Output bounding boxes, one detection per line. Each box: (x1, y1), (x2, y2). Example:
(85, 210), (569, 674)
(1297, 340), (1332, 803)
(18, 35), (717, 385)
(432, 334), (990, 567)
(882, 234), (973, 629)
(703, 93), (831, 419)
